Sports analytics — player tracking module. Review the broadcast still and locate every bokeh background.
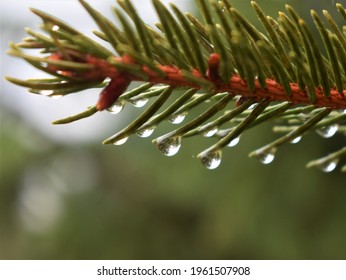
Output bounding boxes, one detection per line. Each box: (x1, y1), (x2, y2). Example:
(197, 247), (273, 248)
(1, 0), (345, 259)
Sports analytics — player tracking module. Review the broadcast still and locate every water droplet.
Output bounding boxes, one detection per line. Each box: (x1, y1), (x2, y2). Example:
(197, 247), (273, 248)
(156, 136), (181, 156)
(227, 136), (240, 147)
(40, 90), (55, 96)
(203, 127), (218, 137)
(113, 136), (128, 146)
(290, 136), (302, 144)
(256, 148), (276, 165)
(316, 124), (338, 138)
(52, 25), (60, 31)
(320, 160), (338, 173)
(137, 126), (155, 138)
(50, 94), (63, 100)
(130, 97), (148, 108)
(168, 113), (186, 124)
(107, 101), (124, 115)
(199, 149), (222, 170)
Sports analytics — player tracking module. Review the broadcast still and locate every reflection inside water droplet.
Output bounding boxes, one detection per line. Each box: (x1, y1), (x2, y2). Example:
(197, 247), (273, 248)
(290, 136), (302, 144)
(40, 90), (55, 96)
(130, 98), (148, 108)
(316, 125), (338, 138)
(107, 101), (124, 115)
(113, 136), (128, 146)
(50, 95), (63, 100)
(227, 137), (240, 147)
(256, 148), (276, 165)
(156, 136), (181, 156)
(320, 160), (338, 173)
(137, 126), (155, 138)
(203, 127), (218, 137)
(168, 113), (186, 124)
(199, 149), (222, 170)
(52, 25), (60, 31)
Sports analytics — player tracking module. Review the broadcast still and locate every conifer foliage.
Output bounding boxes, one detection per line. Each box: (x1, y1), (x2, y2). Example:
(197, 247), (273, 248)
(6, 0), (346, 171)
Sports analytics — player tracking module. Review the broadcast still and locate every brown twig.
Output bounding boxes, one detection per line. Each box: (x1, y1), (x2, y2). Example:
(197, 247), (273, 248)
(49, 51), (346, 110)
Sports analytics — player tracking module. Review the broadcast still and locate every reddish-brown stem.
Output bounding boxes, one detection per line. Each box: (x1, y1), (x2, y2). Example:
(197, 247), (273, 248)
(53, 52), (346, 110)
(141, 66), (346, 109)
(114, 55), (346, 109)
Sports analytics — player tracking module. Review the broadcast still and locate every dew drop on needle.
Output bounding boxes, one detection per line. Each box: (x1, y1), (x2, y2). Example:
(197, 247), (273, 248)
(168, 113), (186, 124)
(156, 136), (181, 156)
(107, 101), (124, 115)
(316, 125), (338, 138)
(199, 149), (222, 170)
(137, 126), (155, 138)
(113, 136), (128, 146)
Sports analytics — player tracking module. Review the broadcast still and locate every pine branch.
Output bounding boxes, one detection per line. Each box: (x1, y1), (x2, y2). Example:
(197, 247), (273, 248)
(5, 0), (346, 172)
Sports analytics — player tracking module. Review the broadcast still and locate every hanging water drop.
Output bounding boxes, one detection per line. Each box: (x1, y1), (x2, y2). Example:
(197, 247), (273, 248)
(137, 126), (155, 138)
(156, 136), (181, 156)
(51, 25), (60, 31)
(257, 148), (276, 165)
(203, 127), (218, 137)
(168, 113), (186, 124)
(107, 100), (124, 115)
(199, 149), (222, 170)
(316, 124), (338, 138)
(50, 94), (63, 100)
(113, 136), (128, 146)
(320, 159), (338, 173)
(130, 97), (148, 108)
(290, 136), (302, 144)
(227, 136), (240, 147)
(40, 90), (55, 96)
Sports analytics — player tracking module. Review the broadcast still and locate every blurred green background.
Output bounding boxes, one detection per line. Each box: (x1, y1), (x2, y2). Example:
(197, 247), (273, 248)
(1, 0), (345, 259)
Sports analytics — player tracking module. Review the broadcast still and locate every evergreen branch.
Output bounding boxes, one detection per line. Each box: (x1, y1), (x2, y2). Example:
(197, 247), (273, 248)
(103, 86), (173, 145)
(307, 147), (346, 172)
(198, 99), (271, 169)
(249, 108), (332, 163)
(5, 0), (346, 171)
